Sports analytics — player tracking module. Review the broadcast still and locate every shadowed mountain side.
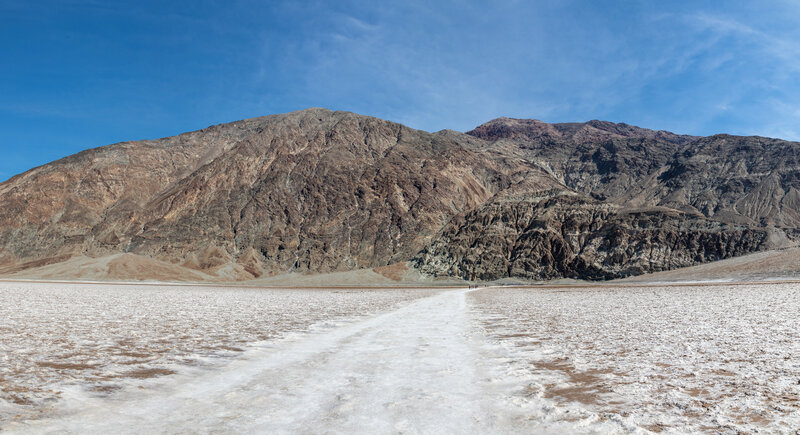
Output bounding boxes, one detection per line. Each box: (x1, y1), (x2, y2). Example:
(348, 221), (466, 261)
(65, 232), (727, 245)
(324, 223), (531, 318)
(413, 192), (774, 281)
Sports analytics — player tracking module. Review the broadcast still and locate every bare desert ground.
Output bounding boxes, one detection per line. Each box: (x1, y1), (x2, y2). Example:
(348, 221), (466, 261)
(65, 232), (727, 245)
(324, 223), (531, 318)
(618, 247), (800, 283)
(0, 253), (460, 287)
(1, 281), (798, 433)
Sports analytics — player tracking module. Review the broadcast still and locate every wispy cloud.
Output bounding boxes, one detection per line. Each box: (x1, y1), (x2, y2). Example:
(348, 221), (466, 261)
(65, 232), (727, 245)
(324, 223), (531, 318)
(5, 0), (800, 181)
(753, 98), (800, 141)
(341, 15), (380, 33)
(689, 13), (800, 72)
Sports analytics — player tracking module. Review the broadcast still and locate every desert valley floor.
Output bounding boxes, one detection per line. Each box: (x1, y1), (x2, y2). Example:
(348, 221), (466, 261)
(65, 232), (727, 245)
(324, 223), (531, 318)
(1, 281), (798, 434)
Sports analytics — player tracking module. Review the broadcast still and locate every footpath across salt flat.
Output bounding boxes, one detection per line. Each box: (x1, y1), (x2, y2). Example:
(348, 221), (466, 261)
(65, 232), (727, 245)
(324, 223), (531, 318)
(8, 288), (633, 434)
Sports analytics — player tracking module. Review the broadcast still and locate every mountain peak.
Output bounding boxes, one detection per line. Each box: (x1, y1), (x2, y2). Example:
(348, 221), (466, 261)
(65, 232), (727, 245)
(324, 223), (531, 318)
(468, 117), (698, 145)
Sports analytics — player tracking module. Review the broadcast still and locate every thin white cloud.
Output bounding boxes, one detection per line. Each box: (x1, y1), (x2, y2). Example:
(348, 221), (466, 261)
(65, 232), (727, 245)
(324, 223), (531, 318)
(688, 13), (800, 72)
(244, 1), (800, 137)
(749, 98), (800, 141)
(342, 15), (380, 32)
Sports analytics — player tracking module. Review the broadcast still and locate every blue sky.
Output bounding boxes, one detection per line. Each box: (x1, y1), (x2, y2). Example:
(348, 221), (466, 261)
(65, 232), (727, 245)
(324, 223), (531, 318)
(2, 0), (800, 181)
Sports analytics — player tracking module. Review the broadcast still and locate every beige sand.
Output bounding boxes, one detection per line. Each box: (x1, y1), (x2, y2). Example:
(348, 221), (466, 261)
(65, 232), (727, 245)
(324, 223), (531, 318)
(0, 254), (465, 287)
(618, 247), (800, 283)
(3, 247), (799, 286)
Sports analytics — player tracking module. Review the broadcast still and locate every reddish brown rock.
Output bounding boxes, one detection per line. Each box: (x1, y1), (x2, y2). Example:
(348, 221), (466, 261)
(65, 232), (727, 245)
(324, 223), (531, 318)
(0, 108), (795, 282)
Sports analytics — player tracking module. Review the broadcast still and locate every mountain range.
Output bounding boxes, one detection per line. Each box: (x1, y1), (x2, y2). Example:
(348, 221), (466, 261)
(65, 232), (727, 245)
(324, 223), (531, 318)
(1, 108), (797, 283)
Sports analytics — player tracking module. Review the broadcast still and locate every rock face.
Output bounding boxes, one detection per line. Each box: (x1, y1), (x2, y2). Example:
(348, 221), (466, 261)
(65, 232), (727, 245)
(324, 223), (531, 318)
(0, 117), (265, 265)
(467, 118), (800, 230)
(123, 109), (548, 275)
(0, 109), (796, 281)
(413, 193), (770, 281)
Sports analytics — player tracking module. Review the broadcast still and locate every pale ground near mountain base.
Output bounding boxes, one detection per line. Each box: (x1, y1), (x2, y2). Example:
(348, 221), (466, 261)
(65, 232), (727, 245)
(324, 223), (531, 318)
(4, 247), (800, 287)
(0, 253), (460, 286)
(1, 282), (798, 434)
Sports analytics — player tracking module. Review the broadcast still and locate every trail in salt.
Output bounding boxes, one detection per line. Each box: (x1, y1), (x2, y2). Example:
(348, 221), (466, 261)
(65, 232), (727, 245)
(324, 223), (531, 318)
(8, 284), (795, 434)
(13, 290), (491, 433)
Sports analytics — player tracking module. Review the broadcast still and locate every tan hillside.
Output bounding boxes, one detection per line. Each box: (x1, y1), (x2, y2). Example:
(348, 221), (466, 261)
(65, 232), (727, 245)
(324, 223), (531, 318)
(1, 108), (798, 282)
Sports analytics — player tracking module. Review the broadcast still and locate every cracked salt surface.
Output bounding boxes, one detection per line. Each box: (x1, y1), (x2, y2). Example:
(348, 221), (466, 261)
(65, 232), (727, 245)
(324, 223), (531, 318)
(1, 282), (798, 433)
(0, 282), (437, 425)
(471, 284), (800, 433)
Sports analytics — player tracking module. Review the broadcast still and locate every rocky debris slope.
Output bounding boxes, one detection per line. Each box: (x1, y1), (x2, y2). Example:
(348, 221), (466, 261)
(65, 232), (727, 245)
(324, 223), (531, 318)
(0, 109), (795, 282)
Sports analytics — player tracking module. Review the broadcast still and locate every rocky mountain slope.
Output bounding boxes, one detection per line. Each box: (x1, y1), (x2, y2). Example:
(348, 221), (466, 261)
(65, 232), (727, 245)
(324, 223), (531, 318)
(467, 117), (800, 231)
(0, 109), (796, 282)
(413, 193), (771, 281)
